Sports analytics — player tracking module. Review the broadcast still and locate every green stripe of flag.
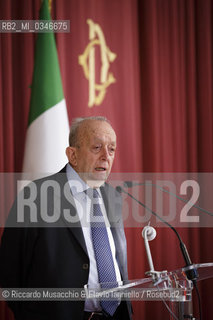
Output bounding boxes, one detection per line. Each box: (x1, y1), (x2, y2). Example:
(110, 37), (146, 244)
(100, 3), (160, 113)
(28, 0), (64, 125)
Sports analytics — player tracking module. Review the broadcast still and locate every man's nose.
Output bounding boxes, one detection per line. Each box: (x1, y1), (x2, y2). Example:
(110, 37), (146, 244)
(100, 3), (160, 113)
(100, 146), (110, 160)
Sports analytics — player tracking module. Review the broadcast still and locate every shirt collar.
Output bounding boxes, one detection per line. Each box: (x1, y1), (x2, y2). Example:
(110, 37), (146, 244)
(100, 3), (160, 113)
(66, 163), (103, 197)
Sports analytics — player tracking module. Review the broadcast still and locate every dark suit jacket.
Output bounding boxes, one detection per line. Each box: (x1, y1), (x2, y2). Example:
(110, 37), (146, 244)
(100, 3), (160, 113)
(0, 166), (131, 320)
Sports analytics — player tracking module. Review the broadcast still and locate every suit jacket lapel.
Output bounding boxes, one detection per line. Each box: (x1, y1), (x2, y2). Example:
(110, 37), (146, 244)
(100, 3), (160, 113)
(56, 166), (88, 256)
(56, 167), (127, 275)
(101, 184), (127, 280)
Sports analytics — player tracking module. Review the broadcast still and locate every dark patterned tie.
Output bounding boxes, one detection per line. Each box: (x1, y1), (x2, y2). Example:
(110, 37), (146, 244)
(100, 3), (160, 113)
(88, 188), (119, 316)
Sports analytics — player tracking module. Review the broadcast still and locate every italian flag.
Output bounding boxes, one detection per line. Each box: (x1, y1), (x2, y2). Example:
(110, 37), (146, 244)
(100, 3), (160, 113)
(22, 0), (69, 177)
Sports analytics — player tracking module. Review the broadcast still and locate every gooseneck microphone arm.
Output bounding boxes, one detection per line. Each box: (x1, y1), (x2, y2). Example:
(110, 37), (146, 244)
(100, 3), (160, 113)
(115, 186), (196, 279)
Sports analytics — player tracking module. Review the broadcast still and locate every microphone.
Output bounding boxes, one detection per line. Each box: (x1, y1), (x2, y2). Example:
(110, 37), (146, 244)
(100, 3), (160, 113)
(123, 181), (213, 217)
(124, 181), (141, 188)
(116, 185), (197, 281)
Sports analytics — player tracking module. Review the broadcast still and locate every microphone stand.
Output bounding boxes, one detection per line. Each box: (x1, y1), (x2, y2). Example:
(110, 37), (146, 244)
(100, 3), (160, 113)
(142, 224), (168, 283)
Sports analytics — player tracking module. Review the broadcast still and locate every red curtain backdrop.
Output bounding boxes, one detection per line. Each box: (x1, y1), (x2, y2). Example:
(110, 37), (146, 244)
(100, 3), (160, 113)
(0, 0), (213, 319)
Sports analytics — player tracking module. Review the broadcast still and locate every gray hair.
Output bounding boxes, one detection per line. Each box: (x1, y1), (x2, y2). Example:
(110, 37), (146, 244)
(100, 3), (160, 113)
(68, 116), (111, 146)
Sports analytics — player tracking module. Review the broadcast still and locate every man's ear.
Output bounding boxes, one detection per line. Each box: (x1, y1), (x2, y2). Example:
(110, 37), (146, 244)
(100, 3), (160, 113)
(66, 147), (77, 167)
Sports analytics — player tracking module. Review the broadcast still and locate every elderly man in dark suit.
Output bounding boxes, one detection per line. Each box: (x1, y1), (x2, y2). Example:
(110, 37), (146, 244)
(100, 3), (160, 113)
(0, 116), (132, 320)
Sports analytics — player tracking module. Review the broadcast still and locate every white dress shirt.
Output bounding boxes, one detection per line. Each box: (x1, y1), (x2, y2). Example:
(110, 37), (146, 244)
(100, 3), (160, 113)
(66, 163), (121, 311)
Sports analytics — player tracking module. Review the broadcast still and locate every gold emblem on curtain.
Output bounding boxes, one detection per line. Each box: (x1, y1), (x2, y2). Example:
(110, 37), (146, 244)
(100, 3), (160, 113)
(78, 19), (117, 107)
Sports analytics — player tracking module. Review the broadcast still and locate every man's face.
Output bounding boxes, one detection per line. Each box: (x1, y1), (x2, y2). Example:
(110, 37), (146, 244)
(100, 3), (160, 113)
(66, 120), (116, 187)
